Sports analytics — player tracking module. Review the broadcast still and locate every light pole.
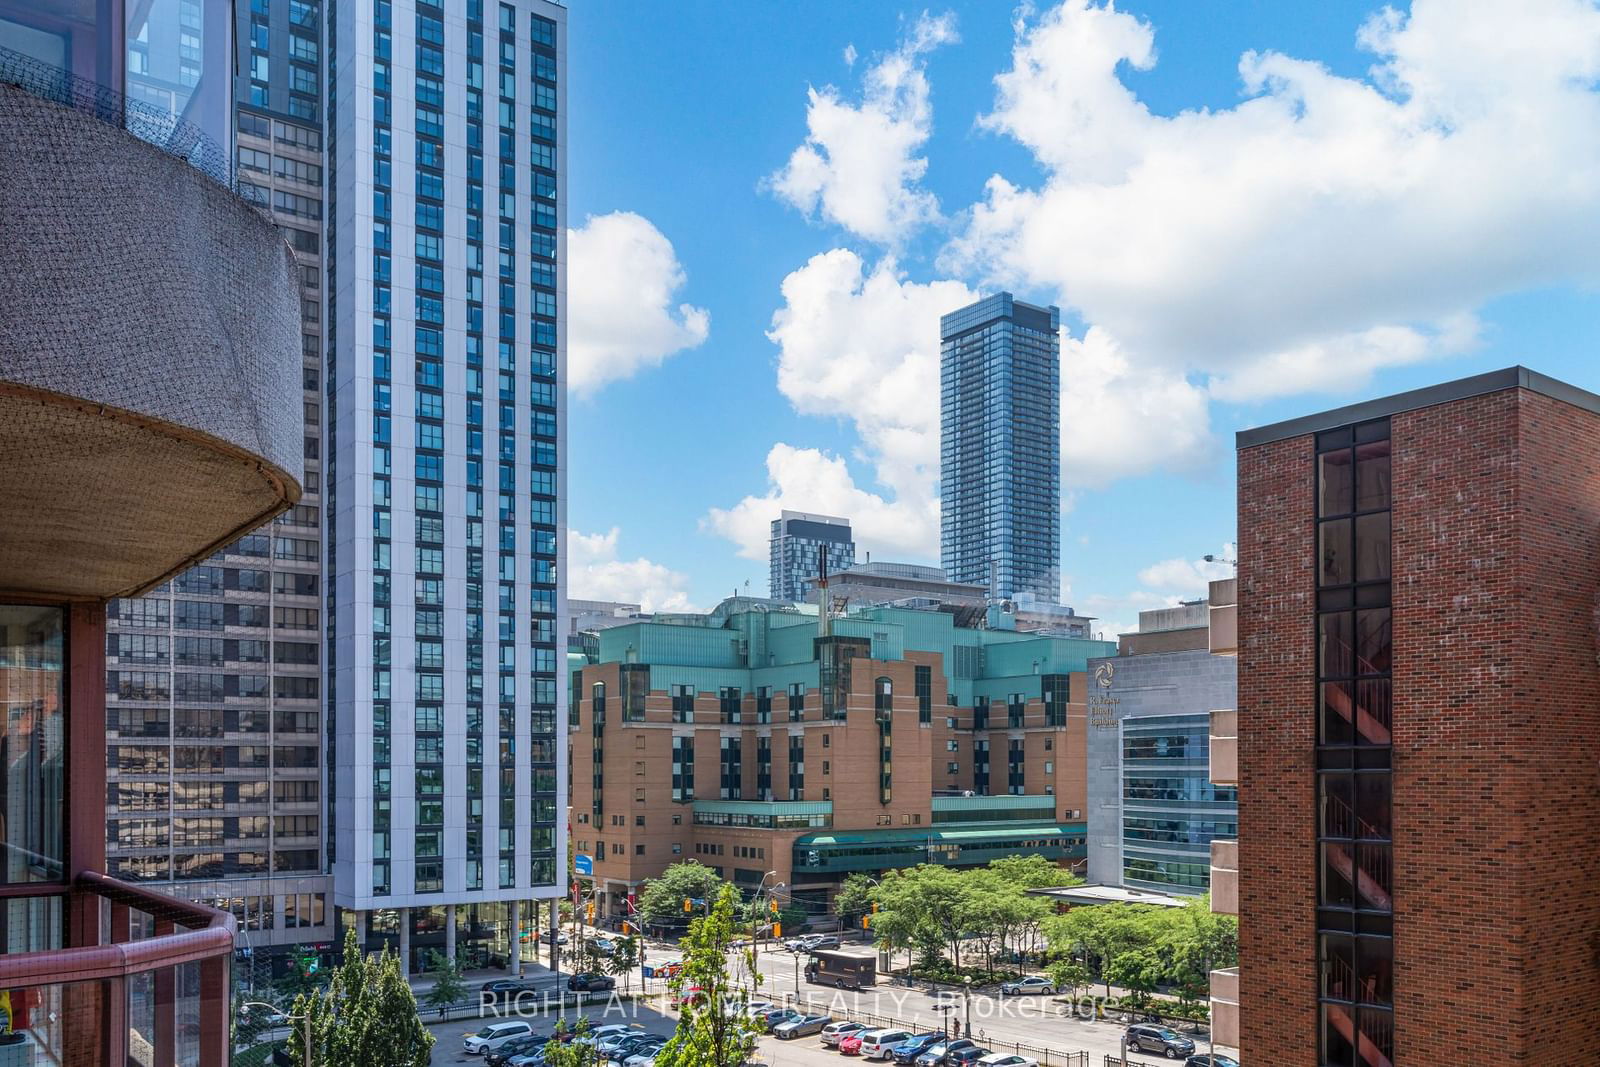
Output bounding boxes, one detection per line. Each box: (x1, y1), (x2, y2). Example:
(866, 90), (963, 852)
(241, 1000), (312, 1067)
(962, 977), (972, 1039)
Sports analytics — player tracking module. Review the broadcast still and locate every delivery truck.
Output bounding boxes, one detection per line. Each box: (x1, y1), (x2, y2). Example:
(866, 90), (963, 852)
(804, 947), (877, 991)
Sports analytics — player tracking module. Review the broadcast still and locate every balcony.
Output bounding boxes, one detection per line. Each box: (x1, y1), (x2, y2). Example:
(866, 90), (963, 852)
(0, 871), (234, 1064)
(1209, 709), (1237, 786)
(1209, 966), (1239, 1047)
(0, 58), (302, 600)
(1210, 838), (1238, 915)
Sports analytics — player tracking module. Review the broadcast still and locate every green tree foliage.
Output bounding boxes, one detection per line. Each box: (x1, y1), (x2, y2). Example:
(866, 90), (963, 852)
(1046, 903), (1154, 996)
(1046, 959), (1093, 999)
(637, 861), (731, 927)
(1043, 895), (1239, 1003)
(607, 934), (642, 992)
(1104, 946), (1164, 1012)
(868, 858), (1061, 974)
(655, 884), (765, 1067)
(832, 873), (877, 928)
(542, 1019), (593, 1067)
(289, 928), (435, 1067)
(423, 949), (467, 1017)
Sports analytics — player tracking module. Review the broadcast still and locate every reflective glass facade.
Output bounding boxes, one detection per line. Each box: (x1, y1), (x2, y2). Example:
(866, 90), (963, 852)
(1120, 713), (1237, 892)
(939, 293), (1061, 602)
(768, 511), (854, 602)
(328, 0), (566, 912)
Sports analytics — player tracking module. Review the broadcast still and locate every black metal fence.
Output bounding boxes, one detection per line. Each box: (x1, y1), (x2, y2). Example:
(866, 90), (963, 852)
(780, 992), (1090, 1067)
(0, 44), (235, 190)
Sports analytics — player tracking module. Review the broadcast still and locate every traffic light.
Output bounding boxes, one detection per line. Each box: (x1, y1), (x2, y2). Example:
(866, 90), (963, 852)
(862, 914), (870, 930)
(769, 897), (779, 915)
(683, 898), (692, 914)
(586, 901), (595, 922)
(772, 922), (781, 938)
(871, 902), (880, 913)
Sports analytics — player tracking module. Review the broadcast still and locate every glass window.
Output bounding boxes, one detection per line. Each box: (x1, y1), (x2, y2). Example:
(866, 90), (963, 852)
(0, 606), (64, 883)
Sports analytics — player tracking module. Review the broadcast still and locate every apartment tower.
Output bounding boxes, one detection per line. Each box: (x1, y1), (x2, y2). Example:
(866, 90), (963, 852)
(1230, 367), (1600, 1063)
(326, 0), (568, 972)
(769, 510), (855, 603)
(940, 293), (1061, 602)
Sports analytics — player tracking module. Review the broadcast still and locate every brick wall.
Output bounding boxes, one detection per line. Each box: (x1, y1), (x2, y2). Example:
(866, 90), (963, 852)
(1238, 385), (1600, 1062)
(1391, 389), (1600, 1059)
(1237, 430), (1319, 1060)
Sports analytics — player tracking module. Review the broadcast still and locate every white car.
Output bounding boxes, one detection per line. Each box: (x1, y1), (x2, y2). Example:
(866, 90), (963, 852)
(741, 1000), (778, 1018)
(624, 1042), (667, 1067)
(574, 1024), (636, 1046)
(464, 1020), (535, 1055)
(977, 1055), (1038, 1067)
(857, 1029), (913, 1061)
(821, 1021), (871, 1047)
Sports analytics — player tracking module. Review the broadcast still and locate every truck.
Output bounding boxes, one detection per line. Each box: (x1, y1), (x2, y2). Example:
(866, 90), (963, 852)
(804, 947), (877, 991)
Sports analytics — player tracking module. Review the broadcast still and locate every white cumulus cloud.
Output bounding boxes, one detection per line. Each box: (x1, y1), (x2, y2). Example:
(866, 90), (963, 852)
(766, 12), (958, 245)
(943, 0), (1600, 405)
(704, 251), (977, 562)
(567, 528), (694, 613)
(568, 212), (710, 394)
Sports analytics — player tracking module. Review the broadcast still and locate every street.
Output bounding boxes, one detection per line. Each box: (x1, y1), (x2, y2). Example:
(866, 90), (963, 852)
(419, 943), (1238, 1066)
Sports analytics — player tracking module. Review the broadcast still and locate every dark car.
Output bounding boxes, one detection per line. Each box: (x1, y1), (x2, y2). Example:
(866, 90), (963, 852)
(487, 1036), (547, 1067)
(480, 978), (542, 1002)
(568, 972), (617, 992)
(757, 1007), (802, 1030)
(914, 1039), (976, 1067)
(890, 1034), (947, 1065)
(1185, 1057), (1239, 1067)
(1125, 1025), (1195, 1059)
(944, 1047), (989, 1067)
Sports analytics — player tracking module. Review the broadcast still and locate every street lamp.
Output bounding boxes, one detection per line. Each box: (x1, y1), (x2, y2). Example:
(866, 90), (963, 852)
(962, 977), (972, 1039)
(240, 1000), (312, 1067)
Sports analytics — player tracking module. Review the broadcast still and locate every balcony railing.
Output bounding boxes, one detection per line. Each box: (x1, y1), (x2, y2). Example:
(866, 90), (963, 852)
(1209, 709), (1237, 786)
(1209, 966), (1239, 1047)
(0, 871), (234, 1065)
(1210, 838), (1238, 916)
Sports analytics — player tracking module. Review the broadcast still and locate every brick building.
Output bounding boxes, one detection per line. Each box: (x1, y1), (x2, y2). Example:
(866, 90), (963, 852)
(568, 599), (1114, 919)
(1227, 367), (1600, 1064)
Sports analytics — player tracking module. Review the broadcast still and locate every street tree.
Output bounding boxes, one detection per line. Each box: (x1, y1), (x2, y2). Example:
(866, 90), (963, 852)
(423, 949), (467, 1018)
(289, 928), (435, 1067)
(833, 873), (877, 929)
(1046, 904), (1156, 997)
(637, 861), (729, 928)
(607, 934), (642, 993)
(654, 884), (764, 1067)
(1105, 946), (1165, 1014)
(1046, 959), (1094, 999)
(542, 1019), (593, 1067)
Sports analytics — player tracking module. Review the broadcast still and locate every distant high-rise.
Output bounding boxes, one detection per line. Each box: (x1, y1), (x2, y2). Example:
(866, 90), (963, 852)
(769, 511), (855, 601)
(940, 293), (1061, 602)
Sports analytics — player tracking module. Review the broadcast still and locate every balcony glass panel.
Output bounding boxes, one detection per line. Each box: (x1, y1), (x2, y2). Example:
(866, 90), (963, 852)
(0, 605), (64, 884)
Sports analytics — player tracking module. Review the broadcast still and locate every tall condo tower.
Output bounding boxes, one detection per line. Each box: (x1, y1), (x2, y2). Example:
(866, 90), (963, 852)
(769, 510), (855, 602)
(939, 293), (1061, 602)
(327, 0), (568, 967)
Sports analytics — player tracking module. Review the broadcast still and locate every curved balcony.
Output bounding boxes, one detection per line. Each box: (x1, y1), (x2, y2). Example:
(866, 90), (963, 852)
(0, 73), (303, 602)
(0, 871), (235, 1065)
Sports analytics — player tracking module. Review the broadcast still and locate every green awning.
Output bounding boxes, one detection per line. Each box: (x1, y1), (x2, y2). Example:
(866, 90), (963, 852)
(796, 822), (1085, 848)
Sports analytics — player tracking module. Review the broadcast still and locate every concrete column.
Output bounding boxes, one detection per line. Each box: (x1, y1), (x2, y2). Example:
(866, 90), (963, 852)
(354, 909), (369, 952)
(399, 908), (412, 975)
(445, 904), (457, 964)
(550, 898), (560, 971)
(509, 900), (521, 977)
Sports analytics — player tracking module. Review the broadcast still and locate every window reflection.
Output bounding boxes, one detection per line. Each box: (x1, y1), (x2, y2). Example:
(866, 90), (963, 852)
(0, 606), (65, 884)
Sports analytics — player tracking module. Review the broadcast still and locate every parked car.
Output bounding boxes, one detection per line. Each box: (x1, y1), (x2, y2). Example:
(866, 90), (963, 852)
(822, 1021), (871, 1047)
(806, 935), (841, 951)
(569, 973), (617, 992)
(976, 1055), (1037, 1067)
(465, 1021), (536, 1055)
(238, 1003), (290, 1029)
(539, 930), (570, 945)
(998, 976), (1056, 997)
(741, 1000), (778, 1018)
(757, 1007), (802, 1030)
(623, 1041), (668, 1067)
(944, 1048), (989, 1067)
(601, 1033), (658, 1061)
(487, 1037), (546, 1067)
(480, 978), (542, 1002)
(1124, 1025), (1195, 1059)
(573, 1024), (635, 1046)
(853, 1029), (913, 1060)
(773, 1013), (833, 1039)
(890, 1034), (948, 1065)
(914, 1040), (975, 1067)
(596, 1030), (651, 1054)
(506, 1050), (548, 1067)
(1184, 1057), (1239, 1067)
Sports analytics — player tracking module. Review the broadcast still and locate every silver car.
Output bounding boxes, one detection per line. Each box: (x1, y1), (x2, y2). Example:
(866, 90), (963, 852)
(773, 1013), (832, 1040)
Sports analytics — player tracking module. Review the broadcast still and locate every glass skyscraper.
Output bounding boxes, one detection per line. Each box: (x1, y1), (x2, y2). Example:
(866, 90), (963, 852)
(769, 510), (855, 602)
(939, 293), (1061, 602)
(327, 0), (567, 966)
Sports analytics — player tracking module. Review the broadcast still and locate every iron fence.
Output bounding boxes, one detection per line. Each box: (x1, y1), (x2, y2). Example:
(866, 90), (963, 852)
(780, 991), (1090, 1067)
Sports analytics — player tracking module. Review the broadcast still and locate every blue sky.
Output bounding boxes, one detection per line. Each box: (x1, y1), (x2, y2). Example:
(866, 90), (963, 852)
(562, 0), (1600, 635)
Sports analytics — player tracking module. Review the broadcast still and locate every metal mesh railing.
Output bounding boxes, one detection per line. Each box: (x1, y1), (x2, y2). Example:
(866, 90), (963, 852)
(0, 44), (234, 189)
